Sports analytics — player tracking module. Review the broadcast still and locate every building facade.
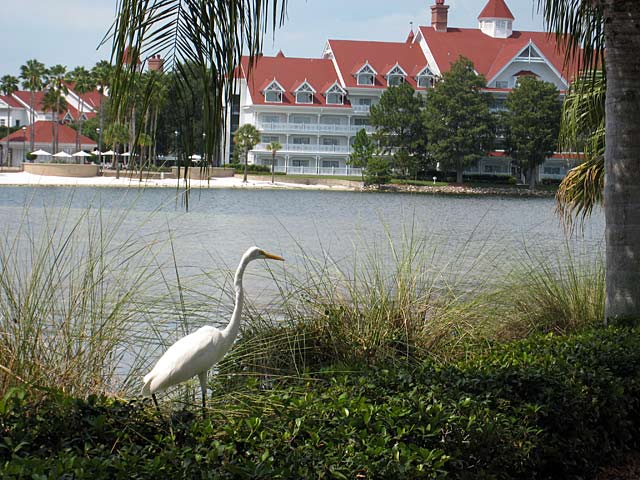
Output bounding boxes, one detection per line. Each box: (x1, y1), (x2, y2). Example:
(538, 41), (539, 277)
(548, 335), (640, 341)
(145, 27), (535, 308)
(228, 0), (579, 180)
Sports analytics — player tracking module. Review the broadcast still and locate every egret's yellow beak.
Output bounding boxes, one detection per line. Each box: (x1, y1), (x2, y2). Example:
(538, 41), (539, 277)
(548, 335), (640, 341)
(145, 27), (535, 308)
(263, 251), (285, 261)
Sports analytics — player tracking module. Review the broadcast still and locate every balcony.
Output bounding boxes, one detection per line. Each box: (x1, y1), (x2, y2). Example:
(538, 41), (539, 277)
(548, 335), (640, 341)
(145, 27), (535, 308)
(352, 105), (371, 114)
(255, 143), (351, 154)
(259, 122), (374, 135)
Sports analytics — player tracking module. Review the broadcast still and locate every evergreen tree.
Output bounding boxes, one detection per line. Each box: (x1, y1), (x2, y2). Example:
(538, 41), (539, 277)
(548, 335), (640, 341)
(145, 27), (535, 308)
(348, 128), (377, 182)
(370, 83), (427, 179)
(423, 57), (493, 184)
(503, 76), (561, 189)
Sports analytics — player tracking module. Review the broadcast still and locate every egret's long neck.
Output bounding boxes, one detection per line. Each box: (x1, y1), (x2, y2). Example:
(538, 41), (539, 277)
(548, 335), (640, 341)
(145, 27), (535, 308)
(222, 257), (249, 340)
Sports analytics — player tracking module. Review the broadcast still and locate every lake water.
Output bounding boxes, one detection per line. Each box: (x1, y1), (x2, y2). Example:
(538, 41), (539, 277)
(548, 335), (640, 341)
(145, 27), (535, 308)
(0, 185), (605, 318)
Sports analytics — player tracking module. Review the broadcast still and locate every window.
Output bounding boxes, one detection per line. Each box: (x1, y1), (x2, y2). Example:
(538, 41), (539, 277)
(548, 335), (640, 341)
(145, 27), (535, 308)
(264, 80), (284, 103)
(356, 64), (376, 86)
(353, 117), (370, 126)
(544, 166), (562, 175)
(295, 81), (315, 105)
(322, 138), (339, 146)
(358, 98), (372, 106)
(263, 114), (281, 124)
(495, 80), (509, 89)
(292, 137), (311, 145)
(417, 76), (434, 88)
(296, 92), (313, 104)
(518, 45), (541, 59)
(326, 92), (344, 105)
(0, 119), (5, 127)
(15, 120), (20, 127)
(265, 90), (282, 103)
(386, 65), (406, 87)
(291, 115), (312, 124)
(292, 159), (309, 167)
(323, 160), (339, 168)
(262, 135), (279, 144)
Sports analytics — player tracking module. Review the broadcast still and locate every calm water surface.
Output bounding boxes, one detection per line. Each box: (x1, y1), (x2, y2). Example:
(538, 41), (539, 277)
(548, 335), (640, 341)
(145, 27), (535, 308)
(0, 185), (605, 302)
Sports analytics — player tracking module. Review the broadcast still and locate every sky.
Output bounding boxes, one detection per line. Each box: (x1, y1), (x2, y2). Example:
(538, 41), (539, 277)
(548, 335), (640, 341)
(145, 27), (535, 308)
(0, 0), (546, 78)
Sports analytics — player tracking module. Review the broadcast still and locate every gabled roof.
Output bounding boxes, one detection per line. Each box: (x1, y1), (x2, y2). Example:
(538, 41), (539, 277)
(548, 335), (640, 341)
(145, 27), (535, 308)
(294, 80), (316, 93)
(478, 0), (515, 20)
(0, 95), (24, 109)
(0, 121), (97, 146)
(418, 27), (579, 83)
(239, 55), (349, 108)
(327, 39), (427, 89)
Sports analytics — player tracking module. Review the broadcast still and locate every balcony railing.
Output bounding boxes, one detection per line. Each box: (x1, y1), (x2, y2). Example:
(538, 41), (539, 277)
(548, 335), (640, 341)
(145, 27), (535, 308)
(273, 165), (363, 177)
(352, 105), (371, 113)
(255, 143), (351, 154)
(259, 122), (374, 135)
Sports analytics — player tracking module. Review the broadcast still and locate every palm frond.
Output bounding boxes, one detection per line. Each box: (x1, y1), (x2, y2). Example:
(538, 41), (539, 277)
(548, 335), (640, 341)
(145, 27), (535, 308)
(556, 70), (605, 229)
(537, 0), (605, 79)
(107, 0), (287, 181)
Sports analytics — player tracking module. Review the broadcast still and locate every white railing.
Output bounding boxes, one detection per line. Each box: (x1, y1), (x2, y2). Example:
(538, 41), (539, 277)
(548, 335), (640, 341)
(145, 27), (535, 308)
(255, 143), (351, 154)
(352, 105), (371, 113)
(272, 165), (363, 177)
(260, 122), (374, 135)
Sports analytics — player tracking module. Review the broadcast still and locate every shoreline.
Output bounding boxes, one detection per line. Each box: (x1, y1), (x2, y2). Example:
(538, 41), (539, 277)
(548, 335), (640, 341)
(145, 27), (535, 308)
(0, 171), (556, 197)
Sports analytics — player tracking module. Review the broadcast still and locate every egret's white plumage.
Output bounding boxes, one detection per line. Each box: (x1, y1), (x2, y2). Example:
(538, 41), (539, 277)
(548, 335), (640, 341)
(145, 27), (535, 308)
(142, 246), (284, 410)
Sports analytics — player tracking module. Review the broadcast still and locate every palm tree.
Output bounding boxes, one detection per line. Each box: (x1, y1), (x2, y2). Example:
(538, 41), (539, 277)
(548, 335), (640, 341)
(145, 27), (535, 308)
(265, 141), (282, 184)
(19, 59), (47, 152)
(107, 0), (287, 182)
(92, 60), (113, 166)
(42, 88), (68, 156)
(69, 67), (96, 150)
(233, 124), (261, 183)
(104, 122), (129, 179)
(538, 0), (640, 322)
(45, 65), (69, 153)
(0, 75), (19, 166)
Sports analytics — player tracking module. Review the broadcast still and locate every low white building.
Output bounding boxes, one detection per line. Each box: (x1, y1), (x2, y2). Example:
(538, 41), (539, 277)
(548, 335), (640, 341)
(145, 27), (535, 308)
(227, 0), (580, 180)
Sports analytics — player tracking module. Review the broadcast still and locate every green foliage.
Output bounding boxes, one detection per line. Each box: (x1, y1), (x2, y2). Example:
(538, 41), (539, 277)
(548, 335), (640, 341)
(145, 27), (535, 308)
(503, 77), (562, 189)
(227, 162), (271, 174)
(423, 57), (493, 184)
(348, 128), (377, 182)
(370, 84), (428, 178)
(2, 327), (640, 479)
(363, 155), (392, 186)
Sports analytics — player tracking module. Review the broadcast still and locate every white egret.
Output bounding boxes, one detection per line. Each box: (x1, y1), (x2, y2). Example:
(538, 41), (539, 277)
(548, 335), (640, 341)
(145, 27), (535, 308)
(142, 246), (284, 412)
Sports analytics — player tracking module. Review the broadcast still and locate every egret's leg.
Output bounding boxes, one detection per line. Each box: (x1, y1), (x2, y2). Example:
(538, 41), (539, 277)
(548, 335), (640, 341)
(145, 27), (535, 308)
(152, 393), (160, 412)
(198, 371), (207, 417)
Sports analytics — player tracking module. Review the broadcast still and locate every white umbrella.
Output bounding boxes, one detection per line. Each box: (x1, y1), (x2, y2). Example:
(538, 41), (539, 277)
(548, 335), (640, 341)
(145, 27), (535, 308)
(52, 151), (72, 158)
(102, 150), (115, 156)
(91, 149), (101, 155)
(31, 149), (51, 156)
(72, 151), (93, 157)
(121, 152), (138, 157)
(190, 154), (202, 161)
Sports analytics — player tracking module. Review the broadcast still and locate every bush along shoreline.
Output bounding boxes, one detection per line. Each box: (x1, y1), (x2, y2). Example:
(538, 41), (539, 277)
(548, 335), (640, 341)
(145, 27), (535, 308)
(2, 325), (639, 479)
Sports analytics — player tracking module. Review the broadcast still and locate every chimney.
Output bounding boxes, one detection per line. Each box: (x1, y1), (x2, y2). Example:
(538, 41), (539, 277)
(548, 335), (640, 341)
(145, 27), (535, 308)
(431, 0), (449, 33)
(148, 55), (164, 73)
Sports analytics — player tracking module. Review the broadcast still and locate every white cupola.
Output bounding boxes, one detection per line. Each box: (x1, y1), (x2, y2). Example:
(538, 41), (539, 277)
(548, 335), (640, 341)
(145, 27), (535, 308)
(478, 0), (515, 39)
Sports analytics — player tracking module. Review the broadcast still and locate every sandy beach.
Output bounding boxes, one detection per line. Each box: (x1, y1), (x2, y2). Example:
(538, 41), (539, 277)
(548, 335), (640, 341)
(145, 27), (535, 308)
(0, 171), (354, 190)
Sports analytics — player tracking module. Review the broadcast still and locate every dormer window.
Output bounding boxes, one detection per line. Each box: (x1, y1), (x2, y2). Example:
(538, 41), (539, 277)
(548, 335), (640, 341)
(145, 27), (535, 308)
(263, 79), (285, 103)
(386, 64), (407, 87)
(294, 80), (315, 104)
(518, 44), (542, 62)
(416, 66), (437, 88)
(325, 82), (347, 105)
(356, 63), (376, 86)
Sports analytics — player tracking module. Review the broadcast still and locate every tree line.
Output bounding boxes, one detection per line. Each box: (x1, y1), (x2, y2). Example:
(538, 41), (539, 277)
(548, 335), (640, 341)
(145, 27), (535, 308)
(349, 56), (562, 189)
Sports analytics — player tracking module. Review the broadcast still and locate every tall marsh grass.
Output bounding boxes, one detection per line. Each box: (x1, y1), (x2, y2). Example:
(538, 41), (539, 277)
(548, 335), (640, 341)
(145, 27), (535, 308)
(0, 197), (604, 406)
(0, 199), (167, 397)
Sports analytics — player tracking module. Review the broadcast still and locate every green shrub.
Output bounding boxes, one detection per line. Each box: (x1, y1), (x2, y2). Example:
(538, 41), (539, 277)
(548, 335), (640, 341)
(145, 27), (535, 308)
(227, 162), (272, 174)
(2, 327), (639, 479)
(364, 156), (392, 186)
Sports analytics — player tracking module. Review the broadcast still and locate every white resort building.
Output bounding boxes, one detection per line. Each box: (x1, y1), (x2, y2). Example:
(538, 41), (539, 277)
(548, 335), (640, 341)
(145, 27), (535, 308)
(227, 0), (579, 180)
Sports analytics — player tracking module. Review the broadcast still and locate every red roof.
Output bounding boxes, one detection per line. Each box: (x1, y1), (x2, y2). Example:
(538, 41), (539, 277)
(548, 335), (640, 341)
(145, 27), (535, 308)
(0, 121), (97, 146)
(240, 55), (351, 108)
(418, 27), (579, 82)
(478, 0), (515, 20)
(327, 39), (428, 89)
(13, 90), (46, 111)
(0, 95), (24, 109)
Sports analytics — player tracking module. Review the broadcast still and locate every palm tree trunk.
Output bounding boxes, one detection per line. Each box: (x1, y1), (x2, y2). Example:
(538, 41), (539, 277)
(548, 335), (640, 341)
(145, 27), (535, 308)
(271, 151), (275, 183)
(243, 151), (248, 182)
(603, 0), (640, 322)
(528, 164), (536, 190)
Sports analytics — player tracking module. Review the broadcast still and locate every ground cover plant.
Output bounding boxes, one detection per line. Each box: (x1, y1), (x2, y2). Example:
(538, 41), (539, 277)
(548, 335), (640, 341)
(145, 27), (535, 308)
(2, 326), (639, 479)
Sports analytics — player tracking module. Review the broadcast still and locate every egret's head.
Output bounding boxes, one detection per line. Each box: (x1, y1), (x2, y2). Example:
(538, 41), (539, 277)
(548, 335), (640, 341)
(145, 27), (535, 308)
(245, 246), (285, 262)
